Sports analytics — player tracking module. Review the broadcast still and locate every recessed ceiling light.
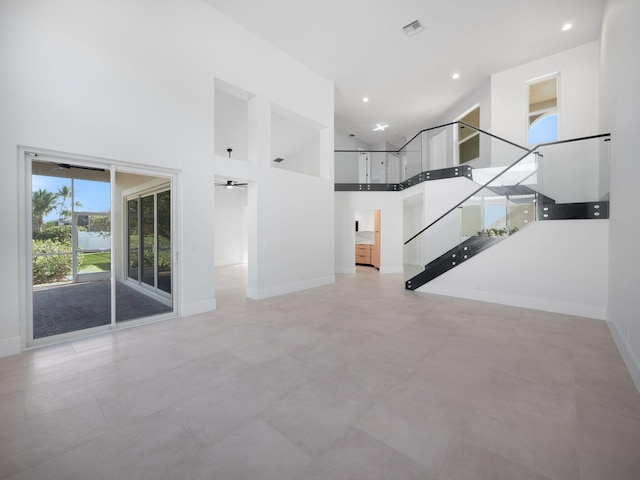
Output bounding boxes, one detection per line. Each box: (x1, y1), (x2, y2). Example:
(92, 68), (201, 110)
(373, 123), (388, 131)
(362, 97), (369, 102)
(403, 20), (423, 37)
(562, 23), (572, 31)
(452, 73), (460, 80)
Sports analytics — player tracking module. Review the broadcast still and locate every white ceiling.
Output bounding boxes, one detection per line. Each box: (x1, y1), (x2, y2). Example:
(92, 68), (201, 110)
(202, 0), (604, 148)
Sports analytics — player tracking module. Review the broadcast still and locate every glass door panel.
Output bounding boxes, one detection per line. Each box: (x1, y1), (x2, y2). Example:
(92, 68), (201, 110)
(31, 160), (111, 340)
(141, 194), (156, 287)
(127, 199), (139, 281)
(119, 178), (172, 324)
(157, 190), (171, 294)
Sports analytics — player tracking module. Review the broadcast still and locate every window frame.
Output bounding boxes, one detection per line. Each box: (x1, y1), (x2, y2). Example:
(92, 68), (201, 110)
(526, 73), (560, 146)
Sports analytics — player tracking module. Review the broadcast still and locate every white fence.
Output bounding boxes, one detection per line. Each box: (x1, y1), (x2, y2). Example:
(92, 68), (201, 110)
(77, 231), (110, 250)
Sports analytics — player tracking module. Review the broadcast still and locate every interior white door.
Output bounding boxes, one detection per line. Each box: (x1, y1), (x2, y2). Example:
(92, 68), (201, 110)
(358, 152), (370, 183)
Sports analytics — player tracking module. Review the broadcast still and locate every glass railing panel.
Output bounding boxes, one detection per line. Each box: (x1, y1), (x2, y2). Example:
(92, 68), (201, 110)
(469, 147), (537, 183)
(404, 206), (460, 281)
(400, 133), (423, 180)
(422, 124), (454, 172)
(535, 135), (610, 204)
(463, 188), (507, 237)
(335, 150), (405, 184)
(508, 203), (536, 232)
(403, 185), (538, 283)
(334, 151), (363, 184)
(460, 203), (483, 238)
(371, 150), (403, 184)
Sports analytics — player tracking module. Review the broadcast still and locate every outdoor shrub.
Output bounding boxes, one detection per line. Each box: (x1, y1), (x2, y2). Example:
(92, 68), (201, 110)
(143, 248), (155, 268)
(158, 250), (171, 269)
(32, 239), (81, 284)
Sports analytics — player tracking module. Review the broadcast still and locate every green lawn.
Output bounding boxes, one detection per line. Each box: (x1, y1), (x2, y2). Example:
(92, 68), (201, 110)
(79, 252), (111, 273)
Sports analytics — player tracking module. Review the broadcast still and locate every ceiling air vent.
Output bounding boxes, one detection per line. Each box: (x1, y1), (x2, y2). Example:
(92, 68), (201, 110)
(403, 20), (423, 37)
(273, 157), (284, 163)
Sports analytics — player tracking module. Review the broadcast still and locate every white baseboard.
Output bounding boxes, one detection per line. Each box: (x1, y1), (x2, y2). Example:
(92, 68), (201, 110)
(336, 266), (403, 274)
(0, 335), (22, 358)
(181, 298), (217, 317)
(247, 275), (335, 300)
(416, 284), (607, 320)
(608, 316), (640, 394)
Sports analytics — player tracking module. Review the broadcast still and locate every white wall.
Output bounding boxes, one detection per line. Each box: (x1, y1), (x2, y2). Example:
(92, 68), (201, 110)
(271, 107), (324, 177)
(335, 192), (403, 274)
(492, 41), (600, 145)
(0, 0), (334, 356)
(600, 0), (640, 389)
(335, 132), (372, 151)
(418, 220), (609, 320)
(355, 210), (375, 232)
(214, 82), (251, 161)
(251, 167), (334, 298)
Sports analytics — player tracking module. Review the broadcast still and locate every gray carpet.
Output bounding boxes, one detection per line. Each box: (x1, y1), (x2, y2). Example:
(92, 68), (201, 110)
(33, 280), (173, 339)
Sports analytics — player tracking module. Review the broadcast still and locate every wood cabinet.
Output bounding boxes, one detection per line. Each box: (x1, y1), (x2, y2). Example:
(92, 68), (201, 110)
(355, 244), (371, 265)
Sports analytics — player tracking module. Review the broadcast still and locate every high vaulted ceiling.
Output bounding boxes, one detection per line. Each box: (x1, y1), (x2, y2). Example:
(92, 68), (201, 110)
(202, 0), (604, 147)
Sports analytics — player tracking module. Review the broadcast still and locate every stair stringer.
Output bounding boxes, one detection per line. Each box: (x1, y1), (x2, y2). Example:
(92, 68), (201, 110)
(415, 220), (609, 319)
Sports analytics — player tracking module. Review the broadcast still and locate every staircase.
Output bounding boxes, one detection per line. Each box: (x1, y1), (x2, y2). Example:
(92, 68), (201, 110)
(403, 134), (611, 291)
(404, 196), (609, 290)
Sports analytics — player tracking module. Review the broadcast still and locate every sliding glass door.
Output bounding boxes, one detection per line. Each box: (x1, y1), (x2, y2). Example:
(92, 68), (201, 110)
(26, 153), (177, 345)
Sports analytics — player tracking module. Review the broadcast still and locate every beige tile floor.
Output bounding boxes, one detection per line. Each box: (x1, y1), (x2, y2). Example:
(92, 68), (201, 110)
(1, 265), (639, 479)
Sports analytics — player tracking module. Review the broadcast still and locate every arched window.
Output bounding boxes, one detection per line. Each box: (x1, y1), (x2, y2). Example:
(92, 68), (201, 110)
(528, 112), (558, 144)
(527, 74), (558, 145)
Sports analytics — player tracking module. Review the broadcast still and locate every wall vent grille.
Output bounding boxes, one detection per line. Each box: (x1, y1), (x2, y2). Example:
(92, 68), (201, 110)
(403, 20), (423, 37)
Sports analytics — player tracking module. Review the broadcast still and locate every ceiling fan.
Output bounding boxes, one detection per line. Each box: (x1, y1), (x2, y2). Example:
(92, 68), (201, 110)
(215, 180), (248, 189)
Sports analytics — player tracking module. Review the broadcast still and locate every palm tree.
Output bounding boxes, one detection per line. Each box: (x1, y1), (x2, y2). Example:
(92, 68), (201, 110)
(56, 185), (71, 221)
(32, 189), (58, 233)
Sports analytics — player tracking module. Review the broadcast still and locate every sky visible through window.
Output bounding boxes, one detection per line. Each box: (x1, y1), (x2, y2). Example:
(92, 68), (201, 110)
(529, 113), (558, 144)
(33, 175), (110, 222)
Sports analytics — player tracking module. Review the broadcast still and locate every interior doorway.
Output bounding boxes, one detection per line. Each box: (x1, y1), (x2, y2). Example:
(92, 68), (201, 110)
(214, 176), (249, 306)
(355, 209), (381, 270)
